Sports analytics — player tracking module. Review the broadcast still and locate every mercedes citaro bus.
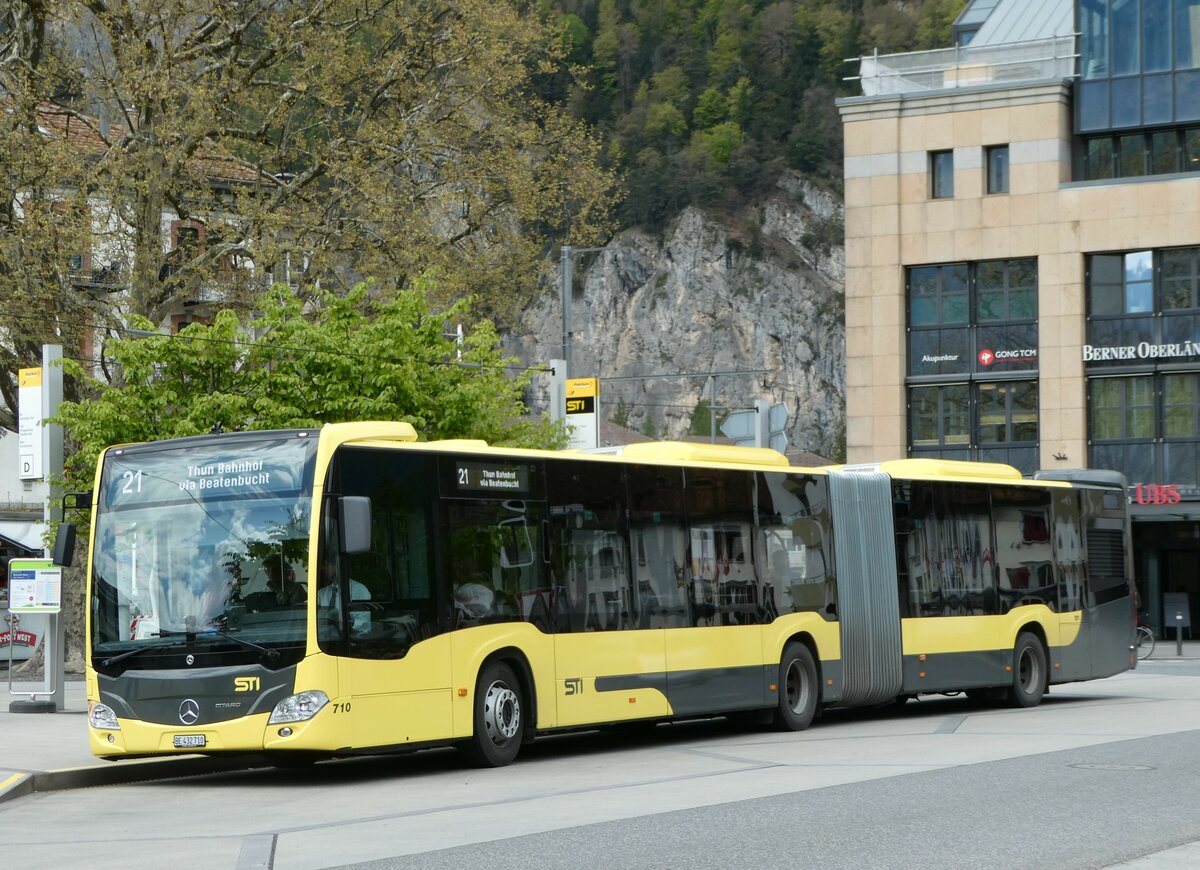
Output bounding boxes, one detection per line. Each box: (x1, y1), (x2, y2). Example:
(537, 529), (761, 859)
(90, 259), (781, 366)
(54, 422), (1135, 766)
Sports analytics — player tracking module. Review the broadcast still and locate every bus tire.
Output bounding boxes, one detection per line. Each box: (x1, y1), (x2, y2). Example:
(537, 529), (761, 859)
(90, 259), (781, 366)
(774, 642), (818, 731)
(1007, 633), (1047, 708)
(465, 661), (525, 767)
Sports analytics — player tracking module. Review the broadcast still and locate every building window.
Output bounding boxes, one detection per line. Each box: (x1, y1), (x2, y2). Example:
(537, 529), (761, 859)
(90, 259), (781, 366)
(1082, 129), (1200, 180)
(986, 145), (1009, 194)
(908, 259), (1038, 379)
(907, 258), (1039, 474)
(1078, 0), (1200, 132)
(1086, 137), (1116, 179)
(1089, 374), (1200, 486)
(978, 381), (1039, 446)
(51, 200), (91, 281)
(1086, 247), (1200, 489)
(930, 150), (954, 198)
(1151, 130), (1179, 173)
(1086, 248), (1200, 353)
(910, 384), (970, 455)
(173, 221), (204, 254)
(909, 381), (1038, 474)
(1178, 0), (1200, 69)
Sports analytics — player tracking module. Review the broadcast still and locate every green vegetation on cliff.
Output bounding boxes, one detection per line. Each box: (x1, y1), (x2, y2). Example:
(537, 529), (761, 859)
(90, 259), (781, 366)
(540, 0), (961, 225)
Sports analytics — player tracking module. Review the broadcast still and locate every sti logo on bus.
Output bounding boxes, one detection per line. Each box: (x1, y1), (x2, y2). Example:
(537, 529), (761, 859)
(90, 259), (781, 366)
(234, 676), (261, 692)
(564, 677), (583, 695)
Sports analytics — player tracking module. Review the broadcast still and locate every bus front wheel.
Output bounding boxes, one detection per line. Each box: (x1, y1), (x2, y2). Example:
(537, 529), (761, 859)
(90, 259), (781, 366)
(1007, 633), (1047, 708)
(774, 642), (818, 731)
(465, 661), (525, 767)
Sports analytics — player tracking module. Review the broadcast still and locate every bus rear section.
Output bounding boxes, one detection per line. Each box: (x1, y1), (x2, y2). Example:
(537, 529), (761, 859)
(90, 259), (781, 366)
(850, 462), (1135, 705)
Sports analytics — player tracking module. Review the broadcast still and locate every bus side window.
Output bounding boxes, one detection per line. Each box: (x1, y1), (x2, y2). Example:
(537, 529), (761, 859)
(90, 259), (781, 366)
(756, 472), (835, 620)
(626, 465), (687, 629)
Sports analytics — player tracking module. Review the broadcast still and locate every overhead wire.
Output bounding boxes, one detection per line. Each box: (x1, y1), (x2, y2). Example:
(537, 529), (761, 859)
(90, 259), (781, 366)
(2, 311), (550, 374)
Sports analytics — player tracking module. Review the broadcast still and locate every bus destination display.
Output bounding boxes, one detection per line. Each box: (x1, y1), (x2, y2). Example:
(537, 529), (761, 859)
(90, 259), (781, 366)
(102, 438), (314, 507)
(455, 461), (530, 494)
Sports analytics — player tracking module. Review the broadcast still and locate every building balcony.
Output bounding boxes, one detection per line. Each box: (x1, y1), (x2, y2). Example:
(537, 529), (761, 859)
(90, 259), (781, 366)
(849, 35), (1077, 98)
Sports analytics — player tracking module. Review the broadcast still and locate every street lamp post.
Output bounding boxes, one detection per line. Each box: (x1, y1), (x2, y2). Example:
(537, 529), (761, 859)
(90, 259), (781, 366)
(560, 244), (605, 382)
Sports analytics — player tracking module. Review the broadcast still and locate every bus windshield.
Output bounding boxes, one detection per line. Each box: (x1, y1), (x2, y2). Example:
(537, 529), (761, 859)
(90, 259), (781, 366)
(90, 434), (317, 658)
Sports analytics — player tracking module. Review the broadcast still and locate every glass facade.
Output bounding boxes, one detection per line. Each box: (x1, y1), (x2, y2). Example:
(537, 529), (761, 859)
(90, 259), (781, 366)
(1083, 125), (1200, 179)
(906, 259), (1039, 473)
(1089, 373), (1200, 486)
(1086, 248), (1200, 488)
(1079, 0), (1200, 132)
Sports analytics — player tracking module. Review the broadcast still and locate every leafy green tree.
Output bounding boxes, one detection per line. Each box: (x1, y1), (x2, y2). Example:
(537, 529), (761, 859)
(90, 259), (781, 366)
(651, 65), (690, 104)
(560, 12), (592, 63)
(645, 102), (690, 142)
(690, 121), (744, 165)
(693, 87), (729, 129)
(727, 77), (755, 124)
(53, 280), (563, 496)
(915, 0), (964, 50)
(0, 0), (617, 427)
(707, 30), (746, 86)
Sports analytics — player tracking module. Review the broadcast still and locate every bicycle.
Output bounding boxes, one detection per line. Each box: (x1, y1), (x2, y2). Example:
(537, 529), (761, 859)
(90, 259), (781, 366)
(1136, 624), (1155, 661)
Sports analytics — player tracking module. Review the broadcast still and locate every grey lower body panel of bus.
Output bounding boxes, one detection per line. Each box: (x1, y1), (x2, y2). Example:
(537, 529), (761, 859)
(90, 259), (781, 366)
(829, 470), (904, 706)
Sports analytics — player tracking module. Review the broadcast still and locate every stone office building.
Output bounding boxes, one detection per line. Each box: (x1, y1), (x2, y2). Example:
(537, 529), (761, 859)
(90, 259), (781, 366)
(838, 0), (1200, 635)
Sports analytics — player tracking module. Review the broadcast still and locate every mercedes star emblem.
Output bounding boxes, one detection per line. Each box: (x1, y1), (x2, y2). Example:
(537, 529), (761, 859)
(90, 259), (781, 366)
(186, 654), (195, 666)
(179, 698), (200, 725)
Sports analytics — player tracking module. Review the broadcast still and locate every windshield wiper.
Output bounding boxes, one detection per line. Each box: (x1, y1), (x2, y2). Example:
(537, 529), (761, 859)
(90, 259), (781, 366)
(102, 628), (281, 667)
(101, 641), (183, 667)
(155, 627), (280, 661)
(204, 629), (281, 661)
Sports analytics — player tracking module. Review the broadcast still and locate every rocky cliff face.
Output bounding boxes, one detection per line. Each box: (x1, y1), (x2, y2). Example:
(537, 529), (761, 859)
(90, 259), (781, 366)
(508, 172), (846, 459)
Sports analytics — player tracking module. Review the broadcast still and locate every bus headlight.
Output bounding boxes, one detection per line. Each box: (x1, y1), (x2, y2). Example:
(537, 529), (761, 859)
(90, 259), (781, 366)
(268, 690), (330, 724)
(89, 701), (120, 730)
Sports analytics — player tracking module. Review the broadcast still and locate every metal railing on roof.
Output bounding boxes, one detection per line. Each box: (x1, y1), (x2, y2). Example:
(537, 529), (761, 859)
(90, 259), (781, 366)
(846, 35), (1077, 97)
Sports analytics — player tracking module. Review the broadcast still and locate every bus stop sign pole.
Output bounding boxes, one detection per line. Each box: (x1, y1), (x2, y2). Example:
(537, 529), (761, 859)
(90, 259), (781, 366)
(7, 559), (62, 712)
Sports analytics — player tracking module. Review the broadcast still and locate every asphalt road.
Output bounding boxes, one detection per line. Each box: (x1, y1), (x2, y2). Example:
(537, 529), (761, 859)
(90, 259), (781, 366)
(352, 730), (1200, 870)
(6, 664), (1200, 870)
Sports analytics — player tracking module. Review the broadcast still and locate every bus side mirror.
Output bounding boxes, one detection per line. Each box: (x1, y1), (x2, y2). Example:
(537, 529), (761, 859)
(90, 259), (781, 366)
(53, 523), (76, 568)
(339, 496), (372, 555)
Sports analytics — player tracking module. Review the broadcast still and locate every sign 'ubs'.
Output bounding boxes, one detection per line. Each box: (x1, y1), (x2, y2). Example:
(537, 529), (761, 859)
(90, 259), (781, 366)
(1133, 484), (1182, 505)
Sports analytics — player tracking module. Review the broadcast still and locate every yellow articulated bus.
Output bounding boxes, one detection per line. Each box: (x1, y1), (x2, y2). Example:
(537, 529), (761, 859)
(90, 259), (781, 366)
(56, 422), (1135, 767)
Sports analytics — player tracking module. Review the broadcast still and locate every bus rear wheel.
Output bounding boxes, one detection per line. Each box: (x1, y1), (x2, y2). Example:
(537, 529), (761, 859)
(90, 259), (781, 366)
(1007, 633), (1047, 708)
(465, 661), (525, 767)
(774, 642), (818, 731)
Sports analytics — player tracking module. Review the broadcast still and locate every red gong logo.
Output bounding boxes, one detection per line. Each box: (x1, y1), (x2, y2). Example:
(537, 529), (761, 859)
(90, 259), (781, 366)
(978, 349), (995, 366)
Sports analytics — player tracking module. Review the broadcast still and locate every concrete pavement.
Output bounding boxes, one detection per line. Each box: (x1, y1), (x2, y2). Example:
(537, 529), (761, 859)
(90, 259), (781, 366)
(4, 639), (1200, 806)
(5, 641), (1200, 868)
(0, 672), (269, 805)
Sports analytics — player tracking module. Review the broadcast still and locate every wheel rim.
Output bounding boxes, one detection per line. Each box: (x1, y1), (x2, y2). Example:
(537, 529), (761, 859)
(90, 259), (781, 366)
(1017, 647), (1040, 693)
(482, 680), (520, 745)
(784, 658), (810, 715)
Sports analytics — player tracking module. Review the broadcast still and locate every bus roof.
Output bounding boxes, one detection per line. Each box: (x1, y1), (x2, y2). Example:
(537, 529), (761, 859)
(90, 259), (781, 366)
(831, 458), (1029, 483)
(104, 424), (1111, 490)
(319, 424), (1087, 485)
